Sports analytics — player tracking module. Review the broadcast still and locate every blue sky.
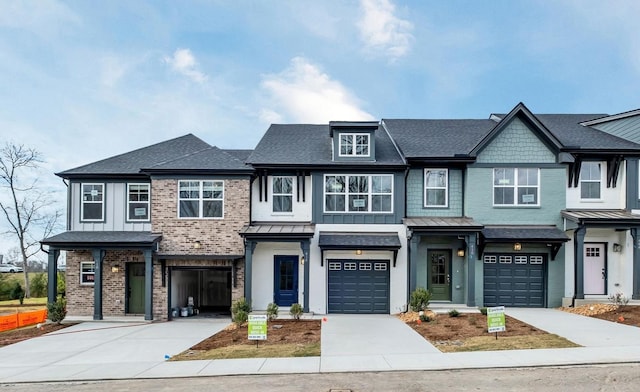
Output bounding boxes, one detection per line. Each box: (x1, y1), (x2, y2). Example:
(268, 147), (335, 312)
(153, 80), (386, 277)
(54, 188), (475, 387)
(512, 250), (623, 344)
(1, 0), (640, 257)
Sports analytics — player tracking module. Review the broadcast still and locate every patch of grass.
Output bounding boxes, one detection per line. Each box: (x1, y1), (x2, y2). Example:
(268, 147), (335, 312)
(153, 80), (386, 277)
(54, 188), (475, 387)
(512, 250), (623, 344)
(171, 342), (321, 360)
(438, 334), (579, 353)
(0, 297), (47, 306)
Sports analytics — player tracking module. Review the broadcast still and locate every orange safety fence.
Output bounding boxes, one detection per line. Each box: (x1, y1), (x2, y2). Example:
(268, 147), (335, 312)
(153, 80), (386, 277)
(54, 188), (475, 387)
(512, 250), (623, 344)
(0, 309), (48, 332)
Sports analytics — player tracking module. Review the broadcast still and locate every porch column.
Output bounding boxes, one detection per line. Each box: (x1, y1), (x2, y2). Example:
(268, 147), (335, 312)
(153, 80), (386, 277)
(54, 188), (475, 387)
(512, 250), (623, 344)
(409, 234), (419, 295)
(144, 249), (153, 321)
(92, 249), (105, 320)
(244, 240), (257, 305)
(466, 233), (477, 307)
(46, 249), (60, 305)
(574, 226), (586, 300)
(632, 228), (640, 300)
(300, 240), (310, 313)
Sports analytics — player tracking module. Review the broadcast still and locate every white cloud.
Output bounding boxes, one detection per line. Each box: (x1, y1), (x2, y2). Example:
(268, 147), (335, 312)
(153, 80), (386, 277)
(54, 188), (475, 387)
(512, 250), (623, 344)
(357, 0), (413, 61)
(163, 48), (208, 83)
(260, 57), (374, 123)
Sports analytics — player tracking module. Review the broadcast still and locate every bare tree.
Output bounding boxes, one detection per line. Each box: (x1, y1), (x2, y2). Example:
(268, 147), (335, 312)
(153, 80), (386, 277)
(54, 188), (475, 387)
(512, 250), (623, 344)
(0, 143), (61, 297)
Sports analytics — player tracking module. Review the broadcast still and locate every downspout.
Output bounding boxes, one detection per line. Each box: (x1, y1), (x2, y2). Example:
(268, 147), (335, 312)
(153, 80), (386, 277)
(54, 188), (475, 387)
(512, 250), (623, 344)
(63, 179), (70, 230)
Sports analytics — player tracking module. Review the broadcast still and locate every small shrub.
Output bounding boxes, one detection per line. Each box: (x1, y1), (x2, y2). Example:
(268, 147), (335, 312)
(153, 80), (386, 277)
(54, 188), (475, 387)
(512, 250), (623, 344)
(10, 282), (25, 304)
(231, 297), (252, 325)
(479, 307), (488, 315)
(290, 303), (303, 320)
(609, 292), (630, 308)
(47, 297), (67, 324)
(448, 309), (460, 317)
(57, 272), (66, 297)
(409, 288), (432, 312)
(30, 273), (47, 298)
(266, 303), (279, 320)
(419, 314), (431, 322)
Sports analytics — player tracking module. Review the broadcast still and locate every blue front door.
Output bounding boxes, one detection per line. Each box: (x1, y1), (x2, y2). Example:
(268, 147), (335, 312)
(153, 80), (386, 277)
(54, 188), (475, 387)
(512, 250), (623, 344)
(274, 256), (298, 306)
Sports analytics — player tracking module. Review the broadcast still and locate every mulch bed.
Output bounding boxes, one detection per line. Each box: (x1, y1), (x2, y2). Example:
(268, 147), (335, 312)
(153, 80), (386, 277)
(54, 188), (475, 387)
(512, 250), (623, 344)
(0, 323), (74, 347)
(561, 304), (640, 327)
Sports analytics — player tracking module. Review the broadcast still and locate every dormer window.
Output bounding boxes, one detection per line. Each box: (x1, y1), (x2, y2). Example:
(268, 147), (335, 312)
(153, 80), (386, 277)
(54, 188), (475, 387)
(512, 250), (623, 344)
(339, 133), (370, 157)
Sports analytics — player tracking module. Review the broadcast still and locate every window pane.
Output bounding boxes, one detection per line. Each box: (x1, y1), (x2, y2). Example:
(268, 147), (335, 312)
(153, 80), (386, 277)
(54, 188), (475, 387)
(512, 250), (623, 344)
(325, 176), (345, 192)
(426, 189), (446, 206)
(349, 195), (368, 211)
(273, 195), (292, 212)
(325, 195), (345, 211)
(494, 168), (514, 185)
(273, 177), (293, 193)
(518, 168), (538, 186)
(372, 195), (392, 211)
(340, 135), (352, 155)
(518, 187), (538, 204)
(581, 162), (601, 181)
(83, 204), (102, 220)
(355, 134), (369, 155)
(179, 181), (199, 198)
(129, 203), (149, 220)
(372, 175), (392, 193)
(203, 200), (222, 217)
(83, 184), (103, 201)
(581, 183), (601, 199)
(179, 200), (199, 217)
(494, 187), (514, 205)
(349, 176), (368, 192)
(425, 169), (446, 187)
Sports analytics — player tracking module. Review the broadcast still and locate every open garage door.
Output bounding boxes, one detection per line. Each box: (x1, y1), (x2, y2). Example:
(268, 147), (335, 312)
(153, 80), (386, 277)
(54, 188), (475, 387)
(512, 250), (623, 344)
(170, 267), (231, 316)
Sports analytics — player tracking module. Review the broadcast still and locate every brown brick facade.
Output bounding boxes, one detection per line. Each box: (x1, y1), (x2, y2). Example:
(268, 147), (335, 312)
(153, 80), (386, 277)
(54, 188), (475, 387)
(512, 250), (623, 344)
(64, 178), (250, 321)
(151, 178), (249, 255)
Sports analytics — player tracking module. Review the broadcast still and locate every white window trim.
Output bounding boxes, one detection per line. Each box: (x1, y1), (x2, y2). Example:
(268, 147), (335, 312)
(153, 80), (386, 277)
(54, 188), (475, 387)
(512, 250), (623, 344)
(424, 168), (448, 208)
(177, 180), (225, 219)
(81, 183), (105, 222)
(492, 168), (540, 207)
(323, 174), (394, 213)
(272, 176), (294, 215)
(127, 183), (150, 221)
(80, 261), (95, 286)
(338, 133), (371, 157)
(580, 161), (604, 201)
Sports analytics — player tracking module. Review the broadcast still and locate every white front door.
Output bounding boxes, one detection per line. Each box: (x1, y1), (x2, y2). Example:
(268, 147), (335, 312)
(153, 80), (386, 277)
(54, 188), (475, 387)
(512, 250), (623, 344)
(584, 243), (606, 295)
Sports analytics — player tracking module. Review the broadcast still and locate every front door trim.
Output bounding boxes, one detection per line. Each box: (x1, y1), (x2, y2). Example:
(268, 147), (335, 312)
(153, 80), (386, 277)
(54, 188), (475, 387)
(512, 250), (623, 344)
(584, 242), (607, 295)
(274, 255), (299, 306)
(427, 249), (452, 301)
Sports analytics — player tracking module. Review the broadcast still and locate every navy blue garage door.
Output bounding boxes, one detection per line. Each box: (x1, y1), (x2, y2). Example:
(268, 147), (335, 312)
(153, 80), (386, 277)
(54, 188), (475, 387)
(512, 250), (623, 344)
(327, 259), (390, 314)
(483, 254), (546, 307)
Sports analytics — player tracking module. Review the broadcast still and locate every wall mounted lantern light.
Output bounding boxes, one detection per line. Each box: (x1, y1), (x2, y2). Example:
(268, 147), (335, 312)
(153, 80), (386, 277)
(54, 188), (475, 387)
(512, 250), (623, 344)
(355, 249), (363, 255)
(613, 243), (622, 252)
(193, 240), (202, 249)
(111, 265), (120, 273)
(457, 248), (465, 257)
(513, 243), (522, 251)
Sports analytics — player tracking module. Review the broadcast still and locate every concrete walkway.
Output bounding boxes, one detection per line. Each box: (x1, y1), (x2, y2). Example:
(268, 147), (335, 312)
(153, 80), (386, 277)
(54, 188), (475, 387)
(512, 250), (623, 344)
(0, 309), (639, 383)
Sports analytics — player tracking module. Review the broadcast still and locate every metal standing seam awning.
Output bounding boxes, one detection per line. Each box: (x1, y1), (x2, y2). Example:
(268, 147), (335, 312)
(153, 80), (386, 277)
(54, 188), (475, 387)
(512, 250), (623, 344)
(403, 216), (484, 233)
(318, 232), (402, 267)
(238, 223), (316, 240)
(479, 225), (570, 260)
(562, 209), (640, 228)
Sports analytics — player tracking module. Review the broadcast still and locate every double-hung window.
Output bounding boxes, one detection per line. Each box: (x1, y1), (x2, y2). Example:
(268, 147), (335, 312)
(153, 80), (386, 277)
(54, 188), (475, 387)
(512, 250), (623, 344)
(81, 183), (104, 221)
(339, 133), (370, 157)
(272, 176), (293, 213)
(178, 180), (224, 218)
(493, 168), (539, 206)
(580, 162), (601, 200)
(80, 261), (95, 285)
(424, 169), (448, 207)
(128, 183), (150, 221)
(324, 174), (392, 213)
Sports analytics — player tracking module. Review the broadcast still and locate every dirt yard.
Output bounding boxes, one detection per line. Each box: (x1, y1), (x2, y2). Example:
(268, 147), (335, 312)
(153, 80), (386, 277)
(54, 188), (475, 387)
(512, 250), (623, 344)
(560, 304), (640, 327)
(0, 323), (73, 347)
(399, 311), (578, 352)
(191, 319), (321, 350)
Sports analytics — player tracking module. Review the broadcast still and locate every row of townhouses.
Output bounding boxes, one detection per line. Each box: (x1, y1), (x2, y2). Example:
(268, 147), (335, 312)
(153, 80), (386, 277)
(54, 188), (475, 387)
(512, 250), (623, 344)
(41, 103), (640, 321)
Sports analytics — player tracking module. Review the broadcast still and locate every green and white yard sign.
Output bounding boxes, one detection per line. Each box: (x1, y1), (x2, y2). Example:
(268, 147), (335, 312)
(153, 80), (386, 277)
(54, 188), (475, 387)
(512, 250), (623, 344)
(248, 315), (268, 341)
(487, 306), (506, 333)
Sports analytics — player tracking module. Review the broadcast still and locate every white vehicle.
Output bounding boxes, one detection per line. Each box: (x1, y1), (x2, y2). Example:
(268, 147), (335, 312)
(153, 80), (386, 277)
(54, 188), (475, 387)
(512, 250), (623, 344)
(0, 263), (23, 273)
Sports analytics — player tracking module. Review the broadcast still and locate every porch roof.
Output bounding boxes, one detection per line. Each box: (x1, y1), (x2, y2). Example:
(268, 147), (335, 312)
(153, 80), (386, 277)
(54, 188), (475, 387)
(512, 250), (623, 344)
(41, 231), (162, 249)
(562, 209), (640, 226)
(239, 222), (315, 240)
(404, 217), (483, 232)
(481, 226), (569, 243)
(318, 232), (401, 250)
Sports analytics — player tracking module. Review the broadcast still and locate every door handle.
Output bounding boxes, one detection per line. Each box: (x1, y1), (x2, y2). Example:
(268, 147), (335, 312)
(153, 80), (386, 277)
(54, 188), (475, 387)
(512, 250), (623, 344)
(601, 268), (606, 279)
(447, 274), (451, 284)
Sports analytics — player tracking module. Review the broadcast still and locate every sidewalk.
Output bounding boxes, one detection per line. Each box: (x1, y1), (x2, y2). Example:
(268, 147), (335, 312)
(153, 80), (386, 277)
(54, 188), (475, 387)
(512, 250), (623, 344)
(0, 309), (639, 383)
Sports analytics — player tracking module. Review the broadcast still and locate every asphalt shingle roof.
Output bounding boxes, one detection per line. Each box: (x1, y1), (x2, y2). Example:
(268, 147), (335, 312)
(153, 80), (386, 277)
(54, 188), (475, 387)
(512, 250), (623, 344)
(382, 119), (496, 158)
(318, 232), (402, 249)
(247, 124), (404, 166)
(143, 146), (252, 172)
